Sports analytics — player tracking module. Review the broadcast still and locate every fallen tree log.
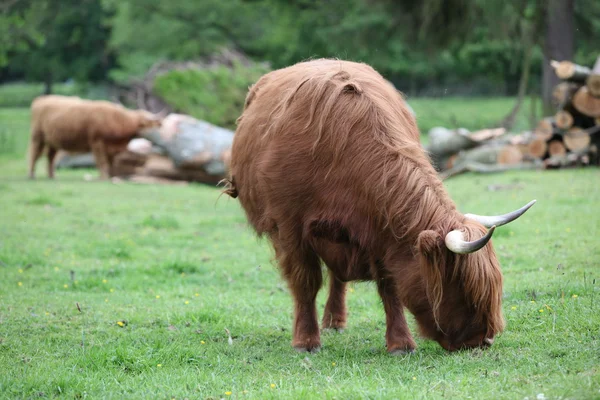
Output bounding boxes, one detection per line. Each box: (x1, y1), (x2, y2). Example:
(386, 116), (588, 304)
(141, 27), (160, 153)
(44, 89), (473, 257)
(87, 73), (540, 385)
(140, 113), (233, 177)
(440, 160), (543, 180)
(551, 60), (591, 83)
(425, 127), (506, 170)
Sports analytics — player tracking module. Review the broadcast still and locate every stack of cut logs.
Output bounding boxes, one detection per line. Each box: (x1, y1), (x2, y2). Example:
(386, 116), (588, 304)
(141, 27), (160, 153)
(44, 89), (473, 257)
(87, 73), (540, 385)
(428, 56), (600, 179)
(533, 58), (600, 168)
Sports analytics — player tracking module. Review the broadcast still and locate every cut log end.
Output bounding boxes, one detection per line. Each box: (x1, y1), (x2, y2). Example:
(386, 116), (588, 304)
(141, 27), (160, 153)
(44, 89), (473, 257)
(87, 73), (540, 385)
(535, 118), (555, 141)
(587, 75), (600, 98)
(547, 140), (567, 157)
(528, 138), (548, 159)
(573, 86), (600, 117)
(555, 110), (574, 129)
(563, 127), (591, 152)
(497, 145), (524, 165)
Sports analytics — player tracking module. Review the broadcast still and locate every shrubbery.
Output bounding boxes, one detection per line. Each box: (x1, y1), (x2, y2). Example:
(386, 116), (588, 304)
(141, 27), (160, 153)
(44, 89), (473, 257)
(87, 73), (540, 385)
(153, 62), (270, 130)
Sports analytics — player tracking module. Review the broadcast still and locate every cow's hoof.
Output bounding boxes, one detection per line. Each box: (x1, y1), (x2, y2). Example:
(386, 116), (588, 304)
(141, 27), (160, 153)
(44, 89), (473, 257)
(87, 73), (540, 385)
(294, 345), (321, 354)
(389, 348), (416, 356)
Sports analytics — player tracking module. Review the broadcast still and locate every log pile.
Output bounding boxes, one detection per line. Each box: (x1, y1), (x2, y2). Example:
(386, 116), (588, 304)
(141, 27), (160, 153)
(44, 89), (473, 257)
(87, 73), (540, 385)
(429, 56), (600, 179)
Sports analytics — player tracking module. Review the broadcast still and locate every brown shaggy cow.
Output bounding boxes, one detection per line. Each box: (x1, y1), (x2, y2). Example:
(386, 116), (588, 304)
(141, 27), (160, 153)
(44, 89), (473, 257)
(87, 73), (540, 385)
(28, 95), (162, 179)
(225, 59), (535, 354)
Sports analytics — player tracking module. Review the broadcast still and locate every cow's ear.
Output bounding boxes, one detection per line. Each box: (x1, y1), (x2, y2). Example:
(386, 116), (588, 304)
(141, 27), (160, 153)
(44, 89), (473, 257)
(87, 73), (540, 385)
(416, 230), (442, 259)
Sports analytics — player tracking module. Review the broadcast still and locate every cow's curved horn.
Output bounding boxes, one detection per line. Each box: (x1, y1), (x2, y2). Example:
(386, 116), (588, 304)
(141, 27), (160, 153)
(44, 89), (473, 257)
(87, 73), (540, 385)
(445, 225), (496, 254)
(464, 200), (536, 228)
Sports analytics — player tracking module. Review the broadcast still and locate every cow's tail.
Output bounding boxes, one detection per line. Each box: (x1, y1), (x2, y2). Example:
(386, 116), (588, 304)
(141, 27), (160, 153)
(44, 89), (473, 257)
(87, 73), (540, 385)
(218, 176), (238, 199)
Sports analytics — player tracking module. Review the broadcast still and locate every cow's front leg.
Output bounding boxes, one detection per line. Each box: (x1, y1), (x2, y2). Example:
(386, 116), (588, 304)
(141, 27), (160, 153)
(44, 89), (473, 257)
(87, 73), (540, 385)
(322, 270), (347, 331)
(376, 276), (417, 354)
(90, 138), (110, 180)
(277, 243), (323, 352)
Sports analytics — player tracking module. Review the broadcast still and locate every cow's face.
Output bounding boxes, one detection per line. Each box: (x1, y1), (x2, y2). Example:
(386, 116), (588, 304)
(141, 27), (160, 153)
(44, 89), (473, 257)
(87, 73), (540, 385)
(416, 225), (503, 351)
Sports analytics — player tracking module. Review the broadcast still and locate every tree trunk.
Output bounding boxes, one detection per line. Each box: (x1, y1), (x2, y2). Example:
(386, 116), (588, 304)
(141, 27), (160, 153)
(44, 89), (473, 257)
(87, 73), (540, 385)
(501, 31), (534, 130)
(44, 72), (53, 95)
(542, 0), (574, 114)
(573, 86), (600, 117)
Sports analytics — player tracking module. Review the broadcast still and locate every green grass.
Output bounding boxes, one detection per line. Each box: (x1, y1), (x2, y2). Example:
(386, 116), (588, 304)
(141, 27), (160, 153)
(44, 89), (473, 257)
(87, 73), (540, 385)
(409, 96), (541, 135)
(0, 106), (599, 399)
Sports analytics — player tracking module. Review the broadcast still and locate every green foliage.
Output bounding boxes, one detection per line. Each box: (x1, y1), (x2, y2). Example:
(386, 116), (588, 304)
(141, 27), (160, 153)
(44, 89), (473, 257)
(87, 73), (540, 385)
(153, 63), (270, 129)
(0, 107), (598, 399)
(0, 82), (110, 108)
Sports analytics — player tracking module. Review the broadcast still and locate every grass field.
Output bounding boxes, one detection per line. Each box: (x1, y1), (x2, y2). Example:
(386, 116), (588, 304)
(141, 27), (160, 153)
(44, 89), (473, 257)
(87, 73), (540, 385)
(0, 105), (599, 399)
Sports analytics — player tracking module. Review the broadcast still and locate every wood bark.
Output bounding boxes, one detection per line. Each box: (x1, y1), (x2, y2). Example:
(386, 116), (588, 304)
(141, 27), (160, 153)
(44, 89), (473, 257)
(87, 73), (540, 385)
(550, 60), (591, 82)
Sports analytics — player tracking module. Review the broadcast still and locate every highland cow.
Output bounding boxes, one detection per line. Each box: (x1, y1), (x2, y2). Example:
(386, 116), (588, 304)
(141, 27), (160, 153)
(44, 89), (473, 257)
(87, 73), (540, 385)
(225, 59), (535, 354)
(28, 95), (162, 179)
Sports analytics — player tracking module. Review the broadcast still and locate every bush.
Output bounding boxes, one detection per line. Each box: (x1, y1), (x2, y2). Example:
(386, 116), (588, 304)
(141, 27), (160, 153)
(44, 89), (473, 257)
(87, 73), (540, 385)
(153, 62), (270, 129)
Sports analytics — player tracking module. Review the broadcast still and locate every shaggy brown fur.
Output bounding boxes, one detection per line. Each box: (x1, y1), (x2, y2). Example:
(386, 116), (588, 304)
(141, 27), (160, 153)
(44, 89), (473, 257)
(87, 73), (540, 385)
(28, 95), (162, 179)
(227, 59), (505, 354)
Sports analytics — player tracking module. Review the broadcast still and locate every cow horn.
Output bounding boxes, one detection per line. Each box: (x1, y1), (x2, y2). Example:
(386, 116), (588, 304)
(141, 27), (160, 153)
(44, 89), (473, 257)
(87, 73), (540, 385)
(445, 225), (496, 254)
(464, 200), (536, 228)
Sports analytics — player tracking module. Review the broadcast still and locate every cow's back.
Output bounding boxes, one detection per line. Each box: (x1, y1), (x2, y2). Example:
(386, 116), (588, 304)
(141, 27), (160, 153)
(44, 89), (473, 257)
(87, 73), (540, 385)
(230, 59), (421, 241)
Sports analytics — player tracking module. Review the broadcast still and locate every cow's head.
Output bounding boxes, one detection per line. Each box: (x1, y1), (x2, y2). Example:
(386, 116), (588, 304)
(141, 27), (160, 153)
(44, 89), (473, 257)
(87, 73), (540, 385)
(137, 109), (167, 131)
(415, 200), (536, 351)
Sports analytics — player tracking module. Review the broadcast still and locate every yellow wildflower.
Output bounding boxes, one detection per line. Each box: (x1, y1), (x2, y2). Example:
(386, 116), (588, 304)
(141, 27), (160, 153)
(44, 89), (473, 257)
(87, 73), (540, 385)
(572, 294), (578, 298)
(18, 269), (23, 273)
(102, 279), (107, 284)
(184, 300), (190, 305)
(195, 293), (199, 297)
(270, 384), (276, 388)
(63, 284), (68, 288)
(157, 364), (162, 367)
(225, 392), (232, 396)
(110, 288), (115, 293)
(156, 295), (160, 299)
(117, 321), (124, 327)
(18, 282), (22, 287)
(332, 362), (336, 366)
(511, 306), (517, 310)
(539, 309), (544, 313)
(412, 377), (417, 380)
(54, 267), (59, 272)
(201, 340), (206, 344)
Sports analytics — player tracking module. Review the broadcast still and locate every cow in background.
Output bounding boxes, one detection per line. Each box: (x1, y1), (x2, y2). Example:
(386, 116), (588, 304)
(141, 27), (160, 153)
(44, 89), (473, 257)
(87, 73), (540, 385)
(28, 95), (162, 179)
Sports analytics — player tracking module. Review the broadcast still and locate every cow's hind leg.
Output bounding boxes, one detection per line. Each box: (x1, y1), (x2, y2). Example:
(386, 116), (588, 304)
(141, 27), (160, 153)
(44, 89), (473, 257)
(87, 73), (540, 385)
(90, 138), (110, 179)
(322, 270), (347, 331)
(275, 240), (323, 352)
(376, 275), (417, 355)
(28, 132), (45, 179)
(46, 146), (57, 179)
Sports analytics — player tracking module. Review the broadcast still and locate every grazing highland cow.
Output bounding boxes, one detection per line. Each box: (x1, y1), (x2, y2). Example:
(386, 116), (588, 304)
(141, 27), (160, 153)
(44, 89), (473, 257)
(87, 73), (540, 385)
(225, 59), (535, 354)
(28, 95), (162, 179)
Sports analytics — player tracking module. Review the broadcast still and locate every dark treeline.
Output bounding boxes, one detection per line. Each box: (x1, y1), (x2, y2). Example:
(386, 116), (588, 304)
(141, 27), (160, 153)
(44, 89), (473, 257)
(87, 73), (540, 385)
(1, 0), (599, 103)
